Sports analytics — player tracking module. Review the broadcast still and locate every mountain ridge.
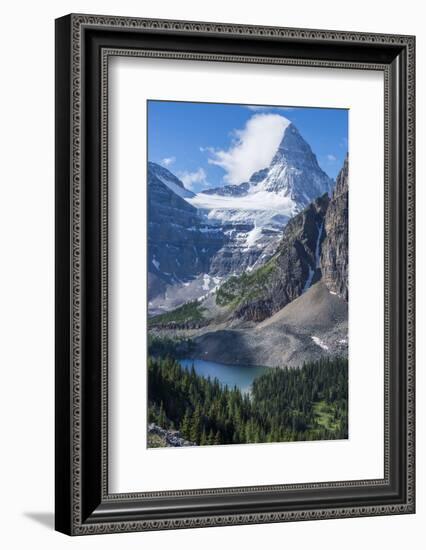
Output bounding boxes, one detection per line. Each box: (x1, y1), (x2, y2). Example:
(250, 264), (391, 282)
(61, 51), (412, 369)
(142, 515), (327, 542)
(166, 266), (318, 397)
(147, 163), (225, 305)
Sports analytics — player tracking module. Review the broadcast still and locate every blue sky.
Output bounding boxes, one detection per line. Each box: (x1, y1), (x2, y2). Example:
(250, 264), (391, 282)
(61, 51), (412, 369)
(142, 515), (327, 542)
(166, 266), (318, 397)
(148, 100), (348, 193)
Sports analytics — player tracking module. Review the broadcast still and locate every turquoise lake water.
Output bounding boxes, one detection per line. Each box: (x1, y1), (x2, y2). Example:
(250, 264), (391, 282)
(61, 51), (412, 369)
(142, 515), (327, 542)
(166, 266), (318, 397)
(179, 358), (269, 394)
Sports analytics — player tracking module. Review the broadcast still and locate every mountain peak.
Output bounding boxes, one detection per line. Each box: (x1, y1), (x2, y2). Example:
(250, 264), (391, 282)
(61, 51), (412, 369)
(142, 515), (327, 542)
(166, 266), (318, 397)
(249, 122), (333, 202)
(271, 122), (324, 171)
(275, 123), (312, 157)
(201, 122), (332, 209)
(148, 161), (195, 199)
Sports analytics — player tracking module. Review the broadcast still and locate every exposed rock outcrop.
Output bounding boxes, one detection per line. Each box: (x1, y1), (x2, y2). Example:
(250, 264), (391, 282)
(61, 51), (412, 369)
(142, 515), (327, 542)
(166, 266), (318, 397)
(147, 423), (195, 448)
(216, 194), (329, 322)
(320, 156), (349, 301)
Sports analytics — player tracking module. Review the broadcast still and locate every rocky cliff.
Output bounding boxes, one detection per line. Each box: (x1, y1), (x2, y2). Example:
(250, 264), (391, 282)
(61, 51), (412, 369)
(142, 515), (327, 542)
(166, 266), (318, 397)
(320, 156), (349, 300)
(216, 194), (329, 321)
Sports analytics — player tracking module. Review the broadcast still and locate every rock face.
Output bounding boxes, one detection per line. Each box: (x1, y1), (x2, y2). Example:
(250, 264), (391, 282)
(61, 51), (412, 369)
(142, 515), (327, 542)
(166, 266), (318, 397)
(216, 194), (329, 322)
(147, 163), (224, 303)
(147, 423), (195, 448)
(207, 220), (282, 277)
(320, 156), (349, 300)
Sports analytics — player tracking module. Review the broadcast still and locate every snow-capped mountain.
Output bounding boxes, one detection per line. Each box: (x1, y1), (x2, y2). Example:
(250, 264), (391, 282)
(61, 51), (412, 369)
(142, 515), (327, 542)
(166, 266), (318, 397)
(147, 163), (224, 312)
(186, 122), (333, 277)
(148, 123), (335, 313)
(252, 122), (333, 200)
(148, 161), (195, 199)
(195, 122), (332, 209)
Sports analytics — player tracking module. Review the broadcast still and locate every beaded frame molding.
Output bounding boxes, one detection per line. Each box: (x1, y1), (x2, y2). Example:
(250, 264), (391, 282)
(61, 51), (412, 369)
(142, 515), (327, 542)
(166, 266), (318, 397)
(55, 14), (415, 536)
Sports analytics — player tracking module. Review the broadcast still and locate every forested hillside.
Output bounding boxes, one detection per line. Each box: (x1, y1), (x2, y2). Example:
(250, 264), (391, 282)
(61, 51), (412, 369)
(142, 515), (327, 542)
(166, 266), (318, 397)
(148, 355), (348, 446)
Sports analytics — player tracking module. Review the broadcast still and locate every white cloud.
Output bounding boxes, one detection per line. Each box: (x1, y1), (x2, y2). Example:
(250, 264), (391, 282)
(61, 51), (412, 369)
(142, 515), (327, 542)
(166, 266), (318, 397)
(327, 154), (337, 162)
(206, 114), (290, 185)
(161, 156), (176, 167)
(178, 168), (208, 190)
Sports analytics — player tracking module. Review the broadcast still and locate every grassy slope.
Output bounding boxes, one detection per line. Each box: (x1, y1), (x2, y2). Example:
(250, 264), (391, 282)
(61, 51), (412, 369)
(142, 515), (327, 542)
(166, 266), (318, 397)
(215, 257), (277, 307)
(148, 300), (206, 326)
(147, 433), (167, 448)
(312, 401), (341, 432)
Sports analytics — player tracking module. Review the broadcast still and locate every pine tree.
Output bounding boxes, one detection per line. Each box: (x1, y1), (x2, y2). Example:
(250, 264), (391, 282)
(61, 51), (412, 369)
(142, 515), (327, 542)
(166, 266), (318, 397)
(207, 429), (215, 446)
(190, 404), (202, 445)
(180, 408), (191, 440)
(158, 401), (166, 427)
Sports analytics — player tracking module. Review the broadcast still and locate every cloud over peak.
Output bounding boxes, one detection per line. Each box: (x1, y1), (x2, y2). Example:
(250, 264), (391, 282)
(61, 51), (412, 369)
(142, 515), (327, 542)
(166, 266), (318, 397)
(206, 114), (291, 185)
(178, 168), (208, 191)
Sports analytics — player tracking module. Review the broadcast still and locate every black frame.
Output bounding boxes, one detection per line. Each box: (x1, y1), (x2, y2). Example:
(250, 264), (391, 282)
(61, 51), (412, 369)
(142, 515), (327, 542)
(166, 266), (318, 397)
(55, 14), (415, 535)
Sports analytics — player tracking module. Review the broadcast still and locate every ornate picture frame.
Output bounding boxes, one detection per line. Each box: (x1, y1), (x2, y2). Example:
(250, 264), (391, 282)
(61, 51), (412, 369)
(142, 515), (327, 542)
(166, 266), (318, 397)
(55, 14), (415, 535)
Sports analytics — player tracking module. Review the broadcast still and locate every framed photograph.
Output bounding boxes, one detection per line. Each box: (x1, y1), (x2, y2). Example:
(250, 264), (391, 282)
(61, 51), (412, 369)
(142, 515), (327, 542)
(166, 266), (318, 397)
(55, 14), (415, 535)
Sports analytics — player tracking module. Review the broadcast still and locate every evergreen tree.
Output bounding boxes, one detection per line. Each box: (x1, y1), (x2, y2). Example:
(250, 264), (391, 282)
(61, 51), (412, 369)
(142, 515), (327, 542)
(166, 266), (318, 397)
(190, 404), (202, 444)
(206, 429), (214, 445)
(158, 401), (166, 427)
(180, 408), (191, 440)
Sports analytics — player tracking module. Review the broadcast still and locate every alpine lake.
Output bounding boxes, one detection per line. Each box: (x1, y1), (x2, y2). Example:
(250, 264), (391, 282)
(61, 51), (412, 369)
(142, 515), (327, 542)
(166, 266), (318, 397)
(178, 358), (270, 394)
